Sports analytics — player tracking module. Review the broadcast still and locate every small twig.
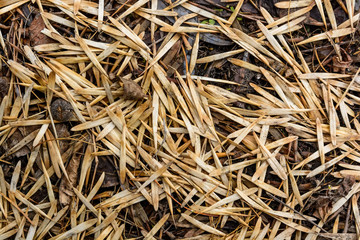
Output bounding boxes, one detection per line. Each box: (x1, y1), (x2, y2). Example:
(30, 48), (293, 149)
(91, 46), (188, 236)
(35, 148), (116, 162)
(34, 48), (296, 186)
(267, 193), (328, 233)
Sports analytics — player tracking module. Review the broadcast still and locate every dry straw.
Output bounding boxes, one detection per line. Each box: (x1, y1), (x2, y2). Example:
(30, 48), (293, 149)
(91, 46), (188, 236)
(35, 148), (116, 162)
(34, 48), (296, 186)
(0, 0), (359, 239)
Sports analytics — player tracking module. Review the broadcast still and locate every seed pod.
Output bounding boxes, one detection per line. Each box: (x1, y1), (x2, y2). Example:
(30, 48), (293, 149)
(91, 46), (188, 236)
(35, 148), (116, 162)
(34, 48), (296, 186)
(50, 99), (73, 121)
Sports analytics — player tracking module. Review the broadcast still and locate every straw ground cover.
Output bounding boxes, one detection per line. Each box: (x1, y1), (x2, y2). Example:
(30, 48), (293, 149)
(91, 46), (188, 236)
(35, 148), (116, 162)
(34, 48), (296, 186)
(0, 0), (360, 239)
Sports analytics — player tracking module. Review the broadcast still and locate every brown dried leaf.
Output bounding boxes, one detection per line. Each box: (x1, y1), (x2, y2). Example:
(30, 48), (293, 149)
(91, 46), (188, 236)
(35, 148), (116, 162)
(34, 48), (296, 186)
(3, 130), (31, 158)
(52, 123), (70, 154)
(336, 175), (356, 197)
(29, 13), (54, 46)
(122, 78), (147, 100)
(312, 196), (333, 221)
(2, 126), (40, 158)
(0, 76), (9, 100)
(332, 49), (353, 74)
(59, 154), (81, 206)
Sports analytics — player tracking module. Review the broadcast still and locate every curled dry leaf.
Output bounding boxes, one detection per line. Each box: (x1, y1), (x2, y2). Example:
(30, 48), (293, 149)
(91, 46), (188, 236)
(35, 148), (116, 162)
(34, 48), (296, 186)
(29, 13), (54, 46)
(312, 196), (333, 221)
(2, 130), (31, 158)
(92, 157), (120, 187)
(2, 126), (39, 158)
(59, 153), (81, 206)
(310, 176), (356, 221)
(0, 76), (9, 100)
(332, 49), (353, 74)
(50, 99), (74, 122)
(336, 175), (356, 197)
(52, 123), (71, 154)
(122, 78), (147, 100)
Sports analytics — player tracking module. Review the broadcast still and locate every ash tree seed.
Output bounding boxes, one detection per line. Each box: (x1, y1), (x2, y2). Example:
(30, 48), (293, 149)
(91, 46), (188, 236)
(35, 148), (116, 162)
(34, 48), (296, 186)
(50, 98), (74, 121)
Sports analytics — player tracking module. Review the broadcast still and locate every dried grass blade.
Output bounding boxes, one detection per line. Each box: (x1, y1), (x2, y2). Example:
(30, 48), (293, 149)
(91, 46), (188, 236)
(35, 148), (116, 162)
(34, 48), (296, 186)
(210, 159), (259, 176)
(297, 28), (355, 45)
(181, 214), (226, 236)
(275, 0), (313, 8)
(109, 16), (149, 51)
(0, 166), (6, 218)
(120, 124), (127, 183)
(287, 162), (303, 207)
(148, 33), (181, 69)
(86, 211), (117, 235)
(253, 133), (287, 180)
(4, 129), (39, 158)
(243, 174), (287, 198)
(144, 213), (170, 240)
(76, 33), (108, 77)
(0, 96), (8, 127)
(331, 183), (360, 214)
(48, 219), (97, 240)
(257, 22), (302, 70)
(13, 191), (50, 220)
(0, 0), (29, 16)
(228, 58), (261, 72)
(21, 145), (40, 188)
(218, 22), (269, 65)
(116, 0), (149, 20)
(329, 87), (337, 145)
(45, 130), (69, 179)
(345, 0), (354, 29)
(80, 40), (121, 74)
(316, 118), (325, 165)
(197, 49), (244, 64)
(137, 162), (172, 193)
(181, 2), (230, 24)
(25, 214), (39, 240)
(299, 72), (350, 79)
(227, 116), (264, 153)
(266, 3), (315, 28)
(314, 0), (327, 27)
(227, 0), (244, 24)
(36, 206), (69, 240)
(307, 149), (354, 178)
(73, 0), (81, 14)
(0, 229), (17, 240)
(77, 173), (105, 217)
(71, 117), (110, 131)
(324, 0), (337, 31)
(260, 7), (295, 58)
(98, 0), (104, 31)
(189, 33), (200, 73)
(234, 28), (283, 63)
